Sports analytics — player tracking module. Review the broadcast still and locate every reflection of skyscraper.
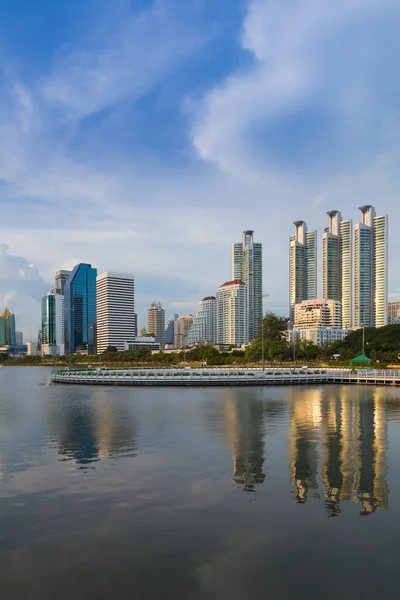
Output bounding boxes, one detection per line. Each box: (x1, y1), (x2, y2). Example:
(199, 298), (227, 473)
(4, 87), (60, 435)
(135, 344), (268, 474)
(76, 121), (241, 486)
(287, 388), (322, 503)
(92, 391), (136, 459)
(55, 403), (99, 468)
(317, 387), (388, 516)
(222, 391), (266, 492)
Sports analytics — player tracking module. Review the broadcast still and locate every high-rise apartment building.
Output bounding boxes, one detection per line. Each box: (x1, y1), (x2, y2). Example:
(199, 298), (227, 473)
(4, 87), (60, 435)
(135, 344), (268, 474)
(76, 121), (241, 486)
(41, 291), (64, 355)
(232, 230), (262, 341)
(55, 270), (71, 295)
(96, 272), (135, 353)
(289, 221), (317, 325)
(388, 301), (400, 323)
(322, 211), (353, 328)
(147, 302), (166, 348)
(64, 263), (97, 354)
(186, 297), (216, 346)
(0, 308), (16, 345)
(216, 280), (248, 346)
(354, 206), (388, 328)
(174, 315), (194, 349)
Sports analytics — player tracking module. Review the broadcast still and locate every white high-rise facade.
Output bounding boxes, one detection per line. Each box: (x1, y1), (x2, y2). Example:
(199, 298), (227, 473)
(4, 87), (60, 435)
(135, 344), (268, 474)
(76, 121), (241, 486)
(289, 221), (317, 326)
(96, 272), (135, 353)
(186, 297), (216, 346)
(232, 230), (262, 341)
(354, 206), (388, 328)
(322, 211), (353, 328)
(294, 298), (342, 330)
(216, 280), (248, 346)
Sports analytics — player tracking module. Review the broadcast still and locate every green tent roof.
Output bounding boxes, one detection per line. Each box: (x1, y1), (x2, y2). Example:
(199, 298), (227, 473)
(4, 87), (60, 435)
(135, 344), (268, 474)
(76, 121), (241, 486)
(350, 354), (372, 367)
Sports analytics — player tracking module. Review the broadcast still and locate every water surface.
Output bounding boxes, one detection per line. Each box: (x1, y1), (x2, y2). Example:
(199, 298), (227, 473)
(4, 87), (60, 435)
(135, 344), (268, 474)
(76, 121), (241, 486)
(1, 367), (400, 599)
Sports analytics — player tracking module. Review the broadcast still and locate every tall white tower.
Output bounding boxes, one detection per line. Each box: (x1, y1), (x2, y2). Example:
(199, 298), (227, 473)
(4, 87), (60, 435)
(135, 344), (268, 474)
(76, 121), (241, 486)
(322, 211), (353, 328)
(96, 272), (135, 352)
(232, 230), (262, 341)
(289, 221), (317, 326)
(354, 206), (388, 328)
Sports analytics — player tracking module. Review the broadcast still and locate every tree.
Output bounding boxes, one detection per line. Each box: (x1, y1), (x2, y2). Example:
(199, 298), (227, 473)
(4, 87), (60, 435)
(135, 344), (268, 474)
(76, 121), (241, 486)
(245, 312), (289, 361)
(105, 346), (118, 353)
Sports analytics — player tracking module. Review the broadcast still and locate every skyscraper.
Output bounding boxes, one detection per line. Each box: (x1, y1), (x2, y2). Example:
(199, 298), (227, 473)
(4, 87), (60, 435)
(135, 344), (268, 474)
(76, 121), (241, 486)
(232, 230), (262, 341)
(42, 291), (64, 355)
(216, 280), (248, 346)
(0, 308), (16, 345)
(165, 314), (179, 345)
(289, 222), (317, 326)
(147, 302), (165, 348)
(96, 272), (135, 353)
(15, 331), (23, 345)
(174, 314), (194, 349)
(354, 206), (388, 328)
(64, 263), (97, 354)
(186, 297), (216, 346)
(322, 211), (353, 328)
(55, 270), (71, 295)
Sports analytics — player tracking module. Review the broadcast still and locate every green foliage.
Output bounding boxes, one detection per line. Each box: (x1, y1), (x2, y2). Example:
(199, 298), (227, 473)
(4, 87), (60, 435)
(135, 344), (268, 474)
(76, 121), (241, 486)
(245, 312), (289, 361)
(324, 325), (400, 362)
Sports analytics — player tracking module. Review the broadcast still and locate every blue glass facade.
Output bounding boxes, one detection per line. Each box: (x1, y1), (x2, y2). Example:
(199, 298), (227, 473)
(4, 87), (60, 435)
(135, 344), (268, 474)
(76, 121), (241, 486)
(42, 293), (56, 344)
(64, 264), (97, 354)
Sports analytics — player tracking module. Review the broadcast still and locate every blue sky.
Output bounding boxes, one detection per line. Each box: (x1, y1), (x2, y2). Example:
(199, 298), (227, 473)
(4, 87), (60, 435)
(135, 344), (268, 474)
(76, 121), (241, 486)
(0, 0), (400, 338)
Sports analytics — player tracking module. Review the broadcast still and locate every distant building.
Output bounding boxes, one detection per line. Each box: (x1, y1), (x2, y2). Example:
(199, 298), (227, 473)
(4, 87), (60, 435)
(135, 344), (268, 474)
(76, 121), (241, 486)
(232, 230), (262, 341)
(289, 221), (317, 326)
(41, 291), (64, 355)
(216, 280), (248, 346)
(174, 315), (194, 349)
(0, 308), (16, 345)
(26, 341), (40, 356)
(15, 331), (23, 345)
(124, 337), (161, 352)
(165, 313), (179, 345)
(96, 272), (135, 353)
(186, 297), (216, 346)
(64, 263), (97, 354)
(388, 301), (400, 323)
(147, 302), (166, 348)
(55, 270), (71, 295)
(294, 299), (342, 330)
(286, 328), (350, 347)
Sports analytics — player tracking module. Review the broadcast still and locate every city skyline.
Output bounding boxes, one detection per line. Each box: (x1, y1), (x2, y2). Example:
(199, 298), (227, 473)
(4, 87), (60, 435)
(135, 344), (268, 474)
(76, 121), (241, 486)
(0, 1), (400, 339)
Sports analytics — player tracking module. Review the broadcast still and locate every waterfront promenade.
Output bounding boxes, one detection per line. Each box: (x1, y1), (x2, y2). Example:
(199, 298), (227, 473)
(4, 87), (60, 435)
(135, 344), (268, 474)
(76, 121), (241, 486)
(52, 367), (400, 387)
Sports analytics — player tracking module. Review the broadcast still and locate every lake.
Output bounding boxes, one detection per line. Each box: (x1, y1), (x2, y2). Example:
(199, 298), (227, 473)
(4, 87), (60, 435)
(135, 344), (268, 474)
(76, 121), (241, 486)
(1, 367), (400, 599)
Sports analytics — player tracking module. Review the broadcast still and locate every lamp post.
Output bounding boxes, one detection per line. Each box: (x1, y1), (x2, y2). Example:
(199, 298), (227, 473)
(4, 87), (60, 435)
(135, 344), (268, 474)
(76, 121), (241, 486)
(258, 294), (270, 371)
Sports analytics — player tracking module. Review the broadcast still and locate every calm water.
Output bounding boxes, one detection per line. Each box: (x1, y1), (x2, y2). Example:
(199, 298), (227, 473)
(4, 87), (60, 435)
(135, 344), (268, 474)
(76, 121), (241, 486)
(1, 369), (400, 599)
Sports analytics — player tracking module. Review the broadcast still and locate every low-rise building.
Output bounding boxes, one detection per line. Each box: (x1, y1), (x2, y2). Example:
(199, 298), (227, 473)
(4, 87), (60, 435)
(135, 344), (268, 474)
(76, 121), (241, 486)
(124, 337), (161, 352)
(286, 328), (351, 346)
(294, 298), (342, 329)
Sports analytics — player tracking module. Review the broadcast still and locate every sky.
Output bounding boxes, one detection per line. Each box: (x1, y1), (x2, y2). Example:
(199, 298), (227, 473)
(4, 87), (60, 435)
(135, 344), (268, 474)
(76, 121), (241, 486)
(1, 0), (400, 339)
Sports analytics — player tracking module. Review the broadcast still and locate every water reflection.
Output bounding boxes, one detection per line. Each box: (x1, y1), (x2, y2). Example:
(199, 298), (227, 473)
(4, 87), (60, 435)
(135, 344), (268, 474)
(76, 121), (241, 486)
(286, 387), (389, 516)
(46, 389), (136, 469)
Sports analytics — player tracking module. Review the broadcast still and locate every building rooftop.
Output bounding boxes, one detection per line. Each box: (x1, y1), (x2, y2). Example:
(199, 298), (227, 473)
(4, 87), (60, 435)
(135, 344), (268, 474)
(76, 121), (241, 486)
(202, 296), (216, 301)
(219, 280), (245, 288)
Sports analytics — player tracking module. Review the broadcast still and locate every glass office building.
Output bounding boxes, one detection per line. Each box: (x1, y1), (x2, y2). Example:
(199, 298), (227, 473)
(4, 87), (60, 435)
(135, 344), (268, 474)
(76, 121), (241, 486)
(64, 263), (97, 354)
(42, 293), (57, 345)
